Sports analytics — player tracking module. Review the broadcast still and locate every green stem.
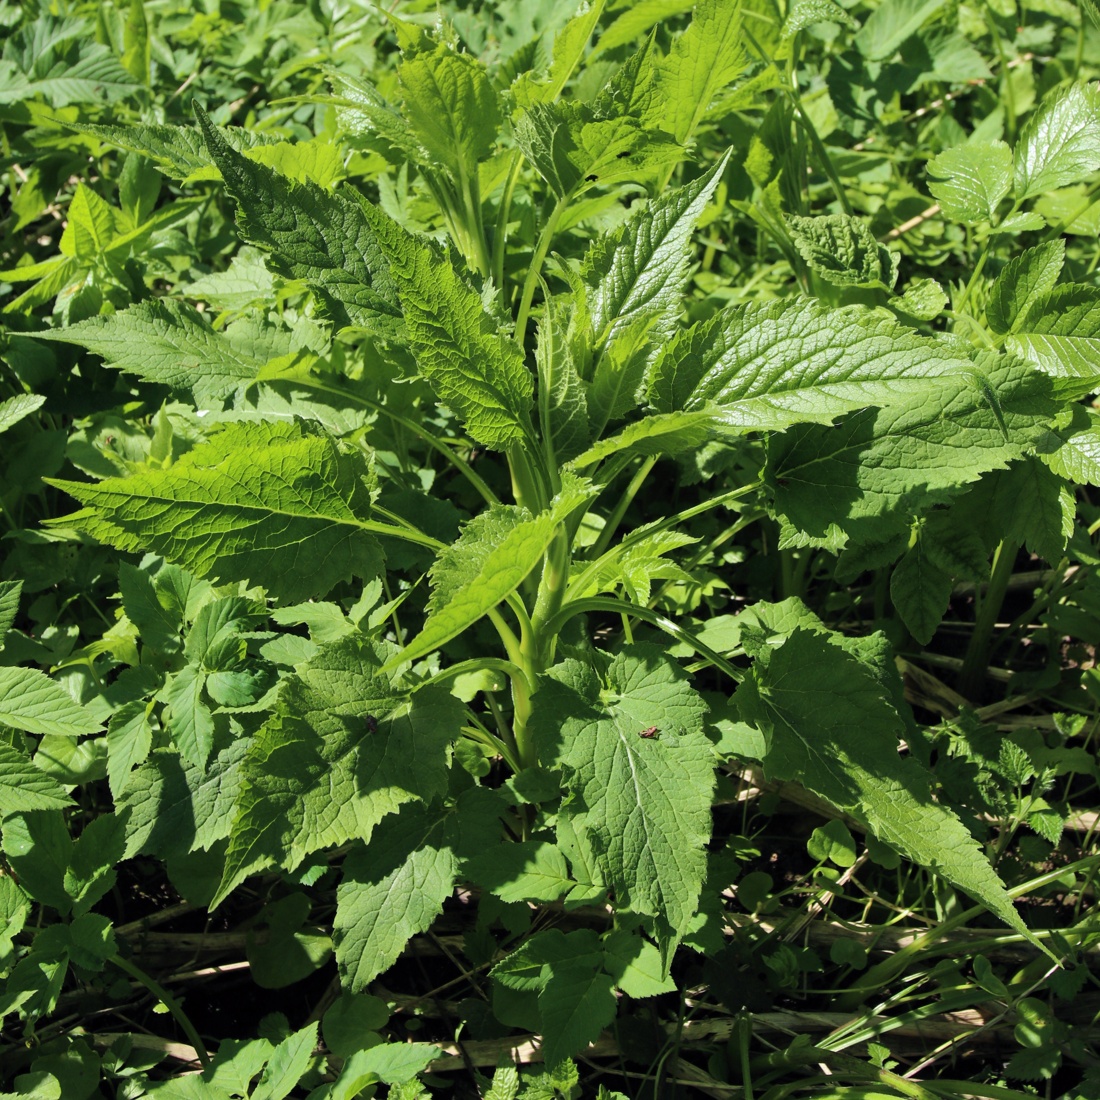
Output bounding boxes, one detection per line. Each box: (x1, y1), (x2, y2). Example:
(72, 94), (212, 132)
(515, 196), (568, 347)
(959, 538), (1019, 701)
(492, 150), (524, 295)
(109, 954), (210, 1066)
(588, 456), (657, 560)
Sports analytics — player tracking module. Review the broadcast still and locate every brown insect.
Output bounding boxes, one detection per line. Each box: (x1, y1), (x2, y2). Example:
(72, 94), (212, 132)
(638, 726), (659, 739)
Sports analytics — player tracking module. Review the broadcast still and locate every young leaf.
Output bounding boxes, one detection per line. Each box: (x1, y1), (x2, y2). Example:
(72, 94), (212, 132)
(1006, 284), (1100, 377)
(0, 666), (102, 737)
(464, 840), (574, 904)
(195, 106), (402, 335)
(531, 645), (714, 955)
(641, 0), (746, 143)
(360, 202), (535, 449)
(538, 964), (617, 1067)
(0, 394), (45, 435)
(736, 628), (1046, 952)
(160, 665), (215, 769)
(567, 410), (715, 468)
(1038, 410), (1100, 485)
(1015, 82), (1100, 200)
(250, 1023), (318, 1100)
(397, 44), (500, 182)
(854, 0), (945, 60)
(782, 0), (859, 36)
(536, 294), (592, 466)
(926, 141), (1012, 223)
(986, 240), (1065, 336)
(787, 214), (898, 288)
(36, 299), (268, 403)
(890, 542), (953, 645)
(648, 297), (977, 432)
(106, 700), (154, 799)
(48, 420), (384, 604)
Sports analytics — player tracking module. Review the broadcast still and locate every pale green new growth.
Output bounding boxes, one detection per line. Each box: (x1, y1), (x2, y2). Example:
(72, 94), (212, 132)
(1015, 82), (1100, 200)
(927, 141), (1012, 223)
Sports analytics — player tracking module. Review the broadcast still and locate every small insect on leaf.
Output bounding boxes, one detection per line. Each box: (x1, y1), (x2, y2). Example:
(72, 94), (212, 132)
(616, 150), (631, 159)
(365, 715), (379, 733)
(639, 726), (659, 739)
(585, 174), (599, 182)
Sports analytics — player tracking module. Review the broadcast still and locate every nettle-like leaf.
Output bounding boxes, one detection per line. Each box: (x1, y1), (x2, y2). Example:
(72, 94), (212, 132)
(388, 478), (595, 671)
(787, 214), (899, 289)
(782, 0), (859, 36)
(0, 740), (72, 813)
(48, 420), (384, 603)
(335, 788), (501, 990)
(648, 296), (976, 432)
(987, 240), (1065, 336)
(1015, 81), (1100, 200)
(1039, 409), (1100, 486)
(1007, 285), (1100, 378)
(214, 635), (463, 907)
(531, 645), (714, 958)
(536, 294), (592, 467)
(36, 299), (270, 404)
(195, 106), (402, 336)
(360, 202), (535, 450)
(926, 141), (1013, 223)
(766, 356), (1057, 546)
(0, 667), (102, 738)
(735, 622), (1044, 951)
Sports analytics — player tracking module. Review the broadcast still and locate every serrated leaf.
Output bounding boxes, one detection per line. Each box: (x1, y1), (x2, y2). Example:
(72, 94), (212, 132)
(251, 1023), (318, 1100)
(334, 803), (457, 991)
(360, 202), (534, 449)
(0, 394), (45, 435)
(602, 930), (677, 998)
(35, 299), (267, 403)
(788, 214), (898, 288)
(531, 645), (713, 954)
(1007, 284), (1100, 377)
(0, 666), (102, 737)
(1039, 411), (1100, 485)
(977, 458), (1073, 564)
(890, 542), (952, 644)
(536, 296), (592, 466)
(538, 963), (617, 1067)
(568, 411), (715, 468)
(0, 579), (21, 636)
(161, 665), (214, 768)
(48, 420), (384, 604)
(783, 0), (859, 36)
(766, 357), (1056, 546)
(648, 297), (977, 432)
(641, 0), (747, 143)
(987, 240), (1065, 336)
(854, 0), (945, 60)
(107, 700), (154, 798)
(513, 0), (607, 104)
(736, 628), (1043, 949)
(214, 636), (460, 906)
(465, 841), (573, 903)
(195, 106), (401, 335)
(1015, 82), (1100, 200)
(398, 45), (500, 182)
(893, 277), (946, 320)
(926, 141), (1013, 223)
(0, 741), (72, 813)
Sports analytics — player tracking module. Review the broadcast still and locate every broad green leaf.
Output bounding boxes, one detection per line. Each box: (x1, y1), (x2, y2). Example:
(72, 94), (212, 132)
(65, 811), (126, 916)
(0, 579), (21, 636)
(398, 44), (500, 182)
(251, 1023), (318, 1100)
(465, 840), (574, 903)
(854, 0), (945, 59)
(2, 812), (72, 912)
(48, 420), (384, 604)
(492, 929), (602, 992)
(118, 562), (182, 654)
(0, 742), (72, 813)
(788, 213), (898, 288)
(890, 542), (952, 645)
(334, 803), (457, 991)
(926, 141), (1012, 223)
(539, 964), (617, 1067)
(36, 299), (268, 403)
(893, 277), (947, 320)
(987, 241), (1065, 336)
(214, 636), (460, 906)
(736, 628), (1044, 950)
(68, 120), (282, 180)
(596, 0), (695, 55)
(161, 665), (214, 769)
(514, 101), (682, 200)
(1007, 285), (1100, 377)
(513, 0), (606, 104)
(583, 157), (727, 363)
(332, 1043), (439, 1091)
(389, 482), (592, 671)
(1039, 411), (1100, 485)
(60, 184), (122, 259)
(536, 295), (592, 466)
(568, 411), (715, 468)
(106, 700), (154, 799)
(0, 394), (45, 435)
(602, 930), (677, 998)
(0, 666), (102, 737)
(969, 460), (1074, 564)
(184, 247), (277, 310)
(195, 106), (401, 335)
(0, 41), (137, 107)
(766, 357), (1056, 545)
(360, 202), (534, 449)
(642, 0), (746, 143)
(648, 297), (976, 431)
(531, 645), (714, 954)
(118, 737), (250, 860)
(1015, 82), (1100, 200)
(783, 0), (859, 36)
